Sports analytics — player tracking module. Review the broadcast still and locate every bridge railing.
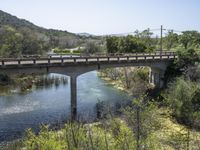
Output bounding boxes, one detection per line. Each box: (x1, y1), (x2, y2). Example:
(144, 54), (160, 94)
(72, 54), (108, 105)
(0, 52), (177, 66)
(46, 51), (176, 57)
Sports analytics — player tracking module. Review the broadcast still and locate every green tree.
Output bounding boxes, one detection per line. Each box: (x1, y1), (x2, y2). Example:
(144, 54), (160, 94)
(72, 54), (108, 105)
(164, 78), (200, 128)
(106, 35), (146, 53)
(164, 48), (199, 84)
(139, 29), (155, 51)
(164, 30), (178, 50)
(123, 96), (161, 150)
(106, 36), (120, 53)
(84, 41), (101, 54)
(179, 31), (200, 49)
(0, 26), (23, 57)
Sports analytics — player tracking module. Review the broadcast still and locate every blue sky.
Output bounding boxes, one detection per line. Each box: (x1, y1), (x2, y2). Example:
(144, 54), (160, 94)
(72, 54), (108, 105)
(0, 0), (199, 35)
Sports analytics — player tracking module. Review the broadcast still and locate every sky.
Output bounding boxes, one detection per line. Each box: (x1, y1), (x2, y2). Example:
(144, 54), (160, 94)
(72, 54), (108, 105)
(0, 0), (199, 35)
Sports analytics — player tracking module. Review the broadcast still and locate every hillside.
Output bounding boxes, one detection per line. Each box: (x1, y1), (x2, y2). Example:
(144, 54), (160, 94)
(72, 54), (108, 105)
(0, 10), (100, 57)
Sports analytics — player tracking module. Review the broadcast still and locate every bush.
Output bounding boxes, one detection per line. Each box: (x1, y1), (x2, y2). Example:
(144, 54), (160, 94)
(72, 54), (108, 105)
(164, 78), (200, 129)
(19, 120), (137, 150)
(72, 49), (82, 54)
(53, 48), (71, 54)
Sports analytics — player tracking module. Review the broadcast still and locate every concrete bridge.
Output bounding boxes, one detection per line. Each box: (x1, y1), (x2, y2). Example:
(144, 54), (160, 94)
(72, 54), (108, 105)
(0, 52), (177, 120)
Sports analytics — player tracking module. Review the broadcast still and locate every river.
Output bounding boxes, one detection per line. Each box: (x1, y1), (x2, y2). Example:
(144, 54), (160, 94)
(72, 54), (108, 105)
(0, 71), (131, 143)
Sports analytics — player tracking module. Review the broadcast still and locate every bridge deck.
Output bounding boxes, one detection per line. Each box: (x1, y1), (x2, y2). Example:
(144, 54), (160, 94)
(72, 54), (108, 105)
(0, 52), (177, 67)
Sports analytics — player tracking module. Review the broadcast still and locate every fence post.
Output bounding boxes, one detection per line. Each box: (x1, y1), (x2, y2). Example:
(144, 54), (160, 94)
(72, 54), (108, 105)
(1, 60), (4, 66)
(18, 59), (21, 65)
(127, 56), (129, 62)
(48, 58), (50, 64)
(61, 58), (64, 65)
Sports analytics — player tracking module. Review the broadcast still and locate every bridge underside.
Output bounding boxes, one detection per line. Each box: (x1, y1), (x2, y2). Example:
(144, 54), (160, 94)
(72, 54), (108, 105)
(0, 59), (172, 120)
(0, 59), (170, 76)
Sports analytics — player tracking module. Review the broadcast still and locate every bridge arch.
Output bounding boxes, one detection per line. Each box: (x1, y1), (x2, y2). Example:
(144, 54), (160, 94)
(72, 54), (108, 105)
(0, 52), (176, 120)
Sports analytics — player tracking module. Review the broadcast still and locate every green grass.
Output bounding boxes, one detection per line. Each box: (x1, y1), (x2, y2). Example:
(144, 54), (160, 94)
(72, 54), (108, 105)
(53, 48), (82, 55)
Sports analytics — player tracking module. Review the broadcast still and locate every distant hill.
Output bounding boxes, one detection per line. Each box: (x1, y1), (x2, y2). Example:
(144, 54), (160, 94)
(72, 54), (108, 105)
(0, 10), (42, 29)
(0, 10), (101, 57)
(77, 32), (95, 37)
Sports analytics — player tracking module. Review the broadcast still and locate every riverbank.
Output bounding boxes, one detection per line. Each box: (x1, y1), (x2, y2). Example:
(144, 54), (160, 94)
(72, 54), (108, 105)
(98, 70), (200, 149)
(2, 71), (200, 149)
(0, 71), (133, 149)
(0, 75), (35, 96)
(0, 74), (68, 96)
(97, 72), (127, 92)
(5, 109), (200, 150)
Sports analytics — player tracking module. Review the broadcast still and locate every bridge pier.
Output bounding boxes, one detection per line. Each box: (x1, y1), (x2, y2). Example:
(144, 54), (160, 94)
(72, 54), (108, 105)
(149, 67), (165, 88)
(0, 52), (175, 120)
(70, 75), (77, 120)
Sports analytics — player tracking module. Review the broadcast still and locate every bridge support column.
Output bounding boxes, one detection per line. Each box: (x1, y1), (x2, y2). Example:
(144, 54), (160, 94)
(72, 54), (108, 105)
(70, 75), (77, 121)
(149, 67), (165, 88)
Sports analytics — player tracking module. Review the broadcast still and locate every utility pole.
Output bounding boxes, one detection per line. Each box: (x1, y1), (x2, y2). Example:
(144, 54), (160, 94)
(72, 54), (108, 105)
(160, 25), (163, 52)
(160, 25), (166, 52)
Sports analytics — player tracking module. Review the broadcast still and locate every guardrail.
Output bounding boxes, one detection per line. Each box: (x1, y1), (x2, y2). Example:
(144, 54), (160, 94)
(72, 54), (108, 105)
(0, 51), (176, 59)
(47, 51), (176, 58)
(0, 52), (177, 66)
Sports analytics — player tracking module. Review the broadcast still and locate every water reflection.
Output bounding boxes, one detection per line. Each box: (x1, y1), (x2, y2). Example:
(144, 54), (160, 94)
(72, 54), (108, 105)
(34, 74), (68, 89)
(0, 74), (69, 95)
(0, 72), (131, 142)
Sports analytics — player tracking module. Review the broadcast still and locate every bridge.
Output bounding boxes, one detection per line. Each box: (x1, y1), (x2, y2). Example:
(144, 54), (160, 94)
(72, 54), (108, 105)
(0, 51), (177, 120)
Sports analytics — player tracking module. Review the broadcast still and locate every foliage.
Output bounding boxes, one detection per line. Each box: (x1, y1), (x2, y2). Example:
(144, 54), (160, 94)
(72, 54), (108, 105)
(0, 10), (102, 57)
(106, 35), (147, 53)
(15, 108), (182, 150)
(106, 36), (120, 53)
(0, 25), (49, 57)
(164, 31), (178, 50)
(137, 29), (156, 51)
(83, 41), (102, 54)
(53, 48), (71, 54)
(176, 48), (199, 67)
(8, 110), (200, 150)
(179, 31), (200, 49)
(99, 67), (150, 96)
(164, 48), (199, 83)
(18, 119), (137, 150)
(0, 74), (11, 85)
(123, 96), (161, 150)
(106, 30), (200, 53)
(163, 78), (200, 129)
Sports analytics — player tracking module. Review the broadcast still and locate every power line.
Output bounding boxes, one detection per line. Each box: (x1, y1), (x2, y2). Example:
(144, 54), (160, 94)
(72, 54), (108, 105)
(172, 30), (183, 33)
(103, 27), (184, 37)
(149, 28), (160, 31)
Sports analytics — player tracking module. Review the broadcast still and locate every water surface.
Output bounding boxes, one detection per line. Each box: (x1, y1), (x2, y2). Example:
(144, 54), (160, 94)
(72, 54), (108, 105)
(0, 71), (130, 142)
